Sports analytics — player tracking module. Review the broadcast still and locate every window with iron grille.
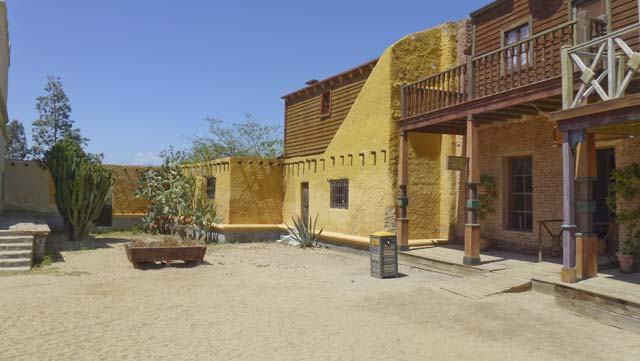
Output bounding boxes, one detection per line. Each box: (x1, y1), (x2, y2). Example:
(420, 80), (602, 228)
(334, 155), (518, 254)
(329, 179), (348, 209)
(508, 157), (533, 231)
(206, 177), (216, 199)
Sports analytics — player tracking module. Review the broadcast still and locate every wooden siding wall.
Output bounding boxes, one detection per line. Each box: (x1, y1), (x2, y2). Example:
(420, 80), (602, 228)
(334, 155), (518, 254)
(474, 0), (639, 56)
(285, 75), (368, 158)
(473, 0), (569, 56)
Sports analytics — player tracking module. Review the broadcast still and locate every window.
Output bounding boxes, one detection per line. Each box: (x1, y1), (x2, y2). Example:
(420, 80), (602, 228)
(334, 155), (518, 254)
(508, 157), (533, 231)
(206, 177), (216, 199)
(503, 23), (531, 73)
(329, 179), (348, 209)
(320, 91), (331, 117)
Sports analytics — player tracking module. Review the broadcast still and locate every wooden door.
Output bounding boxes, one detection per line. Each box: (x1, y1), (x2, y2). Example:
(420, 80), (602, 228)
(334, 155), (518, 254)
(301, 182), (309, 223)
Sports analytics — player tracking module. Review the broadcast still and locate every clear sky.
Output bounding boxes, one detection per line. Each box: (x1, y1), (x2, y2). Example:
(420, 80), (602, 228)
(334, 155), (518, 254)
(5, 0), (486, 165)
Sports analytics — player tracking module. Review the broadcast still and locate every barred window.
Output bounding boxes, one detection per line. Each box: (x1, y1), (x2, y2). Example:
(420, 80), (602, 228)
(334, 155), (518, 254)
(329, 179), (348, 209)
(206, 177), (216, 199)
(508, 157), (533, 231)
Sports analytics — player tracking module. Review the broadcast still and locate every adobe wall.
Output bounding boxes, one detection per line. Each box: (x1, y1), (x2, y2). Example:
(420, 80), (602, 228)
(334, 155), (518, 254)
(281, 22), (465, 239)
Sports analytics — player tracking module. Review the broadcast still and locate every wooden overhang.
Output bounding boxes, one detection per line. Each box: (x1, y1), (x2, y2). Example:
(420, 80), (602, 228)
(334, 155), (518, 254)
(281, 59), (378, 102)
(551, 93), (640, 135)
(399, 77), (565, 134)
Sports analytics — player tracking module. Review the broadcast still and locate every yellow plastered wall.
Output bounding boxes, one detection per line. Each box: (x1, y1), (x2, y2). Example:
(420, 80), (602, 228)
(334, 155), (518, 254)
(3, 159), (57, 214)
(183, 158), (282, 224)
(282, 22), (464, 239)
(183, 160), (232, 224)
(106, 165), (155, 216)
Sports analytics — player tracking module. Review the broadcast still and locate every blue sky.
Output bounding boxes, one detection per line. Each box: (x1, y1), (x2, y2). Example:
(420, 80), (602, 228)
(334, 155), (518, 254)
(6, 0), (485, 165)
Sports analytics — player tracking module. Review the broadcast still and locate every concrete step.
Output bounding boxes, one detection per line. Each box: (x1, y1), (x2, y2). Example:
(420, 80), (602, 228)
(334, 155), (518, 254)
(0, 250), (32, 259)
(399, 252), (485, 277)
(0, 258), (31, 268)
(0, 243), (33, 251)
(0, 266), (32, 272)
(0, 235), (33, 244)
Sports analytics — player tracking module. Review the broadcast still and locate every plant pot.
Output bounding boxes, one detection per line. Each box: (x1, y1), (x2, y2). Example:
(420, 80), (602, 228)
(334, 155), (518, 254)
(124, 243), (207, 269)
(617, 253), (635, 274)
(479, 236), (493, 251)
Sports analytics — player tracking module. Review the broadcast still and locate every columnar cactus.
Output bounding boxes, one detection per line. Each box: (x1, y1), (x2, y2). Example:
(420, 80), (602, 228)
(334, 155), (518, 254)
(46, 139), (114, 240)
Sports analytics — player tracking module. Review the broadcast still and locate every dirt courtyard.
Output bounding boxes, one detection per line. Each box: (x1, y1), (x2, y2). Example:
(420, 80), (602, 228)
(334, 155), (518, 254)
(0, 236), (638, 361)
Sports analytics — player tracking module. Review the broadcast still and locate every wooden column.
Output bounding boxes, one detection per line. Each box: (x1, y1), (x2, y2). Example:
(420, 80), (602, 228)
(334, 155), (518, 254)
(397, 130), (409, 251)
(561, 131), (577, 283)
(464, 117), (480, 265)
(575, 133), (598, 280)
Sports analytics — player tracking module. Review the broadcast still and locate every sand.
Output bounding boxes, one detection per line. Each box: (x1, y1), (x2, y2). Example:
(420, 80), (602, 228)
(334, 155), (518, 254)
(0, 235), (638, 361)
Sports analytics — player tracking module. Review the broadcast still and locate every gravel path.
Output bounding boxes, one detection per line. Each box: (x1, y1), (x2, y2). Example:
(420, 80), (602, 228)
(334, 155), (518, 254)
(0, 237), (638, 361)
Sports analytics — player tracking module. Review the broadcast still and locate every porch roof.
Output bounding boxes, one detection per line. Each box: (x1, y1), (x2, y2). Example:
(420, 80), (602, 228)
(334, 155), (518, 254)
(551, 93), (640, 135)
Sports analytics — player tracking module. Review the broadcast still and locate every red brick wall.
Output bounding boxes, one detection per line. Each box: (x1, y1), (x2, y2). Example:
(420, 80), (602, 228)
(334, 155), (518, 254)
(474, 117), (640, 255)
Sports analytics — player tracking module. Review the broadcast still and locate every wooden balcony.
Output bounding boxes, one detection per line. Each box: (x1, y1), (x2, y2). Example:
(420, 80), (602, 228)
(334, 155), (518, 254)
(399, 16), (607, 133)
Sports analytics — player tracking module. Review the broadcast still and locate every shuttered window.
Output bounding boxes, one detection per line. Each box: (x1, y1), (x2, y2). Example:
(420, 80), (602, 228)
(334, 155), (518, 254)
(206, 177), (216, 199)
(320, 91), (331, 117)
(329, 179), (348, 209)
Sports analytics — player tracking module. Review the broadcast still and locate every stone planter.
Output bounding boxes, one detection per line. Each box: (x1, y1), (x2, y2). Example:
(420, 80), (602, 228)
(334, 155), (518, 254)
(124, 243), (206, 269)
(617, 253), (635, 274)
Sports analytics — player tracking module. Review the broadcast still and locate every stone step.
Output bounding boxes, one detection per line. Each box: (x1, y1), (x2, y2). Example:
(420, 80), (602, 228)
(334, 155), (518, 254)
(0, 250), (32, 259)
(0, 266), (32, 272)
(0, 243), (33, 251)
(0, 235), (33, 244)
(0, 258), (31, 268)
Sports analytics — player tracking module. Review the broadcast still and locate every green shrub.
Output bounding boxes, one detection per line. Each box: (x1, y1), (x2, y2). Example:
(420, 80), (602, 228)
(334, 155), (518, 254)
(136, 163), (217, 235)
(608, 163), (640, 255)
(46, 139), (114, 241)
(478, 174), (498, 222)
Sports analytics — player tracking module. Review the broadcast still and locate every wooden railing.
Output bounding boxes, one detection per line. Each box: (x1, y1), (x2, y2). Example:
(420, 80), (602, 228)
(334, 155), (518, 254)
(562, 22), (640, 109)
(401, 20), (578, 119)
(402, 64), (467, 117)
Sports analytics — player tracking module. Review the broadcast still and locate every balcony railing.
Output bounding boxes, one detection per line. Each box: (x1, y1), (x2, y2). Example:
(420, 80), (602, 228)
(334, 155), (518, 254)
(402, 20), (580, 119)
(562, 22), (640, 109)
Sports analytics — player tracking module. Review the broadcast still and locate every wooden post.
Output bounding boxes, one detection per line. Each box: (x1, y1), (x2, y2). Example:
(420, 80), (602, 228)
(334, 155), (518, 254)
(561, 131), (577, 283)
(575, 133), (598, 280)
(464, 116), (480, 266)
(576, 10), (590, 45)
(467, 56), (476, 100)
(561, 45), (573, 110)
(397, 130), (409, 251)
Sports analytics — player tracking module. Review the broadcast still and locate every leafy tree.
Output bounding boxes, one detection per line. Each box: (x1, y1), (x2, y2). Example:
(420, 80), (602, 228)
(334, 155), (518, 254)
(31, 76), (87, 159)
(46, 139), (113, 241)
(163, 114), (283, 164)
(6, 119), (29, 160)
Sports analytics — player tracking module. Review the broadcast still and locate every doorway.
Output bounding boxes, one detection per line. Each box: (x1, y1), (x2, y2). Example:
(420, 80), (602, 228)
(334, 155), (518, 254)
(301, 182), (309, 224)
(593, 148), (616, 253)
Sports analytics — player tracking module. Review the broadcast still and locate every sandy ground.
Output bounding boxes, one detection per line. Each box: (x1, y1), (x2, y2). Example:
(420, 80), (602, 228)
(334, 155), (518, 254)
(0, 235), (639, 361)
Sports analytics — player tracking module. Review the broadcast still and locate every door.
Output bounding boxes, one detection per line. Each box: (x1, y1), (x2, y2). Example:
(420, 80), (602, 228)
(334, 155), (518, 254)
(593, 148), (616, 253)
(301, 182), (309, 224)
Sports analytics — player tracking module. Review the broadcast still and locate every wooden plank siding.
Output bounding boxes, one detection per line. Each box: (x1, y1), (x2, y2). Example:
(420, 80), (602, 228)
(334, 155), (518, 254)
(612, 0), (640, 49)
(283, 69), (372, 158)
(473, 0), (570, 57)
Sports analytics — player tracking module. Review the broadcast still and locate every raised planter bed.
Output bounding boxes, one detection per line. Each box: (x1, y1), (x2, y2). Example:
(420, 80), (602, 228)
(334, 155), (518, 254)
(124, 240), (206, 268)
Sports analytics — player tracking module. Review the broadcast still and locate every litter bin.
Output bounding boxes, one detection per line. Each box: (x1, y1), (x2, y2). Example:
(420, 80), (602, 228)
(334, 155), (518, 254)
(370, 231), (398, 279)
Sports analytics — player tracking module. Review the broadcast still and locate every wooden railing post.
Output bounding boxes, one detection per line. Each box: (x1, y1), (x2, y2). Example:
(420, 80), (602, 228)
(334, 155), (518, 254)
(466, 56), (475, 101)
(576, 10), (590, 44)
(561, 45), (573, 109)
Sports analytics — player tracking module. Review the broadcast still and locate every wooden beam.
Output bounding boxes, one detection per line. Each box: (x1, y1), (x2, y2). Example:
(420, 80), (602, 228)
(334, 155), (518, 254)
(561, 130), (577, 283)
(397, 130), (409, 251)
(464, 117), (480, 266)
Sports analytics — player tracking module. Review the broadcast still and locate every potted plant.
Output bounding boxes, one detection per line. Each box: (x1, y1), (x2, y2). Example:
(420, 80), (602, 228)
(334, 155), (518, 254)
(477, 174), (498, 251)
(607, 164), (640, 273)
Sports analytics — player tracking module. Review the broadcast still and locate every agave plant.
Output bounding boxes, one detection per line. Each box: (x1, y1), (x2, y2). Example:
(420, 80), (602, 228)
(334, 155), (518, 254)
(286, 213), (322, 248)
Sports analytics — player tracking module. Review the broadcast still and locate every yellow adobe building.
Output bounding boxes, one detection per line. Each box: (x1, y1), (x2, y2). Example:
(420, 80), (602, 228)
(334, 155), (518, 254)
(185, 21), (468, 248)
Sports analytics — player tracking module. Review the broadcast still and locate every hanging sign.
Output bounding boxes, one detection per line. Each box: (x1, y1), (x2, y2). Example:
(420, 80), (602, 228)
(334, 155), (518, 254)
(446, 156), (468, 171)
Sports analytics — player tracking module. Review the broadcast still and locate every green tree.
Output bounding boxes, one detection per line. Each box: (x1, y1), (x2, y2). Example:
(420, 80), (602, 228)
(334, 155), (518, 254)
(46, 139), (113, 241)
(163, 114), (283, 164)
(6, 119), (29, 160)
(31, 76), (87, 159)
